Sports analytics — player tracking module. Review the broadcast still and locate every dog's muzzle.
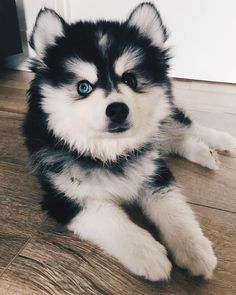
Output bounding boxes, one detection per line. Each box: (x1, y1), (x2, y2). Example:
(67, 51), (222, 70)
(106, 102), (130, 133)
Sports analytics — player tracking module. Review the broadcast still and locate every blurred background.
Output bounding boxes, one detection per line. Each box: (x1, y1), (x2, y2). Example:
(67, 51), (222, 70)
(2, 0), (236, 83)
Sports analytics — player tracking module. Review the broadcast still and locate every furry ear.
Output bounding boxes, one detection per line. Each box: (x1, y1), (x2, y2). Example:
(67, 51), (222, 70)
(30, 8), (65, 58)
(127, 3), (167, 47)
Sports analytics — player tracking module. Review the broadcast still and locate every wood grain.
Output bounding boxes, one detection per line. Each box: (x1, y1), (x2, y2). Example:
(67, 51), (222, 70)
(0, 70), (32, 90)
(188, 110), (236, 137)
(0, 70), (32, 114)
(0, 111), (26, 165)
(174, 87), (236, 114)
(0, 161), (44, 273)
(0, 86), (26, 113)
(168, 155), (236, 213)
(0, 206), (235, 295)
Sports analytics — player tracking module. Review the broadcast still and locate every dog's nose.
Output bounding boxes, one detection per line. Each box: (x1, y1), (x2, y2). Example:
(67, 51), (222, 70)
(106, 102), (129, 124)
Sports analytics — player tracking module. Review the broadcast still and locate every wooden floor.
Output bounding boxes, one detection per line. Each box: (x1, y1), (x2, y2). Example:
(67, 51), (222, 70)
(0, 70), (236, 295)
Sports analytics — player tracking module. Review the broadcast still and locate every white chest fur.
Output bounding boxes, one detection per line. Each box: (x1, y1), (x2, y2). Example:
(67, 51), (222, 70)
(50, 150), (157, 204)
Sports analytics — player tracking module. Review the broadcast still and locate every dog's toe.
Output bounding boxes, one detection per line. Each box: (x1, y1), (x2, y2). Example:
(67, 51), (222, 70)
(211, 132), (236, 154)
(126, 240), (172, 281)
(174, 236), (217, 279)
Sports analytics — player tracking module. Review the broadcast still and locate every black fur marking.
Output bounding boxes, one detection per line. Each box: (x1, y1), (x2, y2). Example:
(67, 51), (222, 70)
(148, 159), (175, 189)
(76, 143), (153, 175)
(121, 201), (161, 241)
(171, 107), (192, 126)
(32, 159), (65, 175)
(29, 16), (171, 89)
(41, 181), (81, 225)
(45, 160), (65, 174)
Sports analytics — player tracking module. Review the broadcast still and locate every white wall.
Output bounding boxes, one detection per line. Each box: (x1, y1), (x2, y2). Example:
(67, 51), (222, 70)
(6, 0), (236, 83)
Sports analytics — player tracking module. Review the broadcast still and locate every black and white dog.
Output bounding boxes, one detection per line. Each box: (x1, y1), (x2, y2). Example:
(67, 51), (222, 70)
(23, 2), (236, 281)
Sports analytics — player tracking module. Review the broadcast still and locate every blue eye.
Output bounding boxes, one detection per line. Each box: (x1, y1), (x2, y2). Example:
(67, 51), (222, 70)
(77, 80), (93, 97)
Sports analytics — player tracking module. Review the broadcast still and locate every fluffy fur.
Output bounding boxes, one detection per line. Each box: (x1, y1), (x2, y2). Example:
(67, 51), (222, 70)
(23, 2), (236, 281)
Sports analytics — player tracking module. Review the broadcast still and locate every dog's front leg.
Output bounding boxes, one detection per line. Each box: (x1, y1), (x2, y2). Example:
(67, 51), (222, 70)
(175, 122), (236, 169)
(68, 199), (172, 281)
(140, 187), (217, 279)
(160, 107), (236, 169)
(190, 122), (236, 154)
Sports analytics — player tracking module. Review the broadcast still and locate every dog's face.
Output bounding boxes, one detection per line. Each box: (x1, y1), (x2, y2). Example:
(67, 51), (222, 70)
(30, 3), (171, 161)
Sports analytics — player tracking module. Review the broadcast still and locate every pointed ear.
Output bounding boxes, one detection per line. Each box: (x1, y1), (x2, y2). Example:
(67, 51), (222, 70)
(127, 3), (168, 47)
(30, 8), (66, 58)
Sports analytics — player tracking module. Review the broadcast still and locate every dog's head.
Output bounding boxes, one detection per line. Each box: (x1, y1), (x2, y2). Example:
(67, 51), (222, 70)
(29, 3), (171, 161)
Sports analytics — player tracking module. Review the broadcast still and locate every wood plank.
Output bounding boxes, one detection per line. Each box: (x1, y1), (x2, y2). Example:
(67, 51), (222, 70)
(0, 70), (33, 90)
(189, 80), (236, 95)
(0, 86), (26, 113)
(189, 110), (236, 137)
(0, 111), (27, 165)
(0, 206), (235, 295)
(0, 161), (42, 204)
(168, 154), (236, 213)
(0, 70), (32, 113)
(0, 161), (45, 273)
(173, 79), (236, 95)
(174, 87), (236, 114)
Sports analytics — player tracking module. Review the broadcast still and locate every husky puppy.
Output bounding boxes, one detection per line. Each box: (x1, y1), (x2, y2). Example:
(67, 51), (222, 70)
(23, 3), (236, 281)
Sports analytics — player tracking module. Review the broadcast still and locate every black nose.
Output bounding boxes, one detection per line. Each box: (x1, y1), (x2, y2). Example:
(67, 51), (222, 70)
(106, 102), (129, 124)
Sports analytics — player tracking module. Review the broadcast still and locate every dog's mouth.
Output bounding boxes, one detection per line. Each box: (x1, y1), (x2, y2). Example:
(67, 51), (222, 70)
(107, 123), (130, 133)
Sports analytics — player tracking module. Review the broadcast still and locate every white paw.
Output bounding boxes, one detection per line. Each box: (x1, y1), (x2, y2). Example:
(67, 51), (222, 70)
(124, 239), (172, 281)
(173, 236), (217, 279)
(189, 143), (219, 170)
(205, 149), (220, 170)
(209, 131), (236, 153)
